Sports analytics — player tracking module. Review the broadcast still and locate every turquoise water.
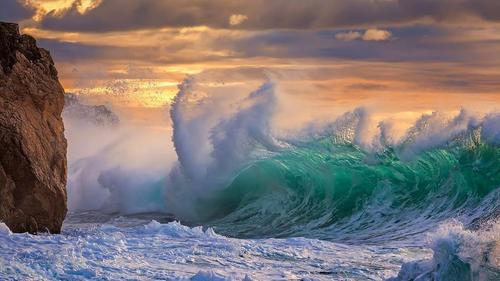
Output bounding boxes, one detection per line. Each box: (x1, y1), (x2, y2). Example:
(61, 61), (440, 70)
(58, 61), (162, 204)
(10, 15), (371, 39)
(198, 128), (499, 244)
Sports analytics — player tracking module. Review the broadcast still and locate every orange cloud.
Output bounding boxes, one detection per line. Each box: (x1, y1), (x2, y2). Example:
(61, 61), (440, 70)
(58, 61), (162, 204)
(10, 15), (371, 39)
(362, 28), (392, 41)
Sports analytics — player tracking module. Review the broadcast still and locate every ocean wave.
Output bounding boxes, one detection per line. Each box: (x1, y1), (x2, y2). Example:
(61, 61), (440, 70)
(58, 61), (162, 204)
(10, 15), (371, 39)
(199, 127), (500, 241)
(64, 77), (500, 246)
(165, 78), (500, 243)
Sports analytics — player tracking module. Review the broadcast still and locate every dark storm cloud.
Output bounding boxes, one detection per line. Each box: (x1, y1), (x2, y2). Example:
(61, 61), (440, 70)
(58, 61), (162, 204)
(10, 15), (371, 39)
(37, 39), (111, 62)
(221, 28), (467, 62)
(37, 38), (237, 65)
(39, 0), (500, 32)
(36, 24), (493, 65)
(0, 0), (36, 22)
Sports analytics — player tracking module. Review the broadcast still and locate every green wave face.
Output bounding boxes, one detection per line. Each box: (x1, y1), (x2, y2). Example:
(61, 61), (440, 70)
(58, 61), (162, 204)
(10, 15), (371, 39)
(196, 133), (500, 242)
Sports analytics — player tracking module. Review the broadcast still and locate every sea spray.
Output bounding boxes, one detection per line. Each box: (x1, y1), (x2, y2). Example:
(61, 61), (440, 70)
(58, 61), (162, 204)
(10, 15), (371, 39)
(165, 80), (500, 241)
(388, 220), (500, 281)
(64, 94), (174, 213)
(167, 78), (282, 219)
(65, 79), (500, 246)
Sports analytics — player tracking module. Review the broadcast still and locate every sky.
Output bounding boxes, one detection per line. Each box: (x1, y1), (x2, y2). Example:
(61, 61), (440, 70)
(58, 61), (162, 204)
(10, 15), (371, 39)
(1, 0), (499, 122)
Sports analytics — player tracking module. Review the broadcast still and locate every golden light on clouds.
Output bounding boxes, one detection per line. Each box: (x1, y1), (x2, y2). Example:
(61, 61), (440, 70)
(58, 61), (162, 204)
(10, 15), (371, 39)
(27, 0), (101, 16)
(9, 0), (499, 112)
(335, 28), (392, 41)
(229, 14), (248, 26)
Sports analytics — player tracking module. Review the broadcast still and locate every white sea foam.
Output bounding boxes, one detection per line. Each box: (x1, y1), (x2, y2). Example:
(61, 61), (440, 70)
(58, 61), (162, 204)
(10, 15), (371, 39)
(388, 220), (500, 281)
(0, 218), (431, 281)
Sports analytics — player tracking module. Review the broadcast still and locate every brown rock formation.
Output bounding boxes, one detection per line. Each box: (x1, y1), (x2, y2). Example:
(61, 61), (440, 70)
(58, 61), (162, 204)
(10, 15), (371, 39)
(0, 22), (67, 233)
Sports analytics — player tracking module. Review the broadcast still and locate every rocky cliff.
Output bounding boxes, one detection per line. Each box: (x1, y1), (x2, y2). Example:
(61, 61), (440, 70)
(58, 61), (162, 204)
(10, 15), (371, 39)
(0, 22), (67, 233)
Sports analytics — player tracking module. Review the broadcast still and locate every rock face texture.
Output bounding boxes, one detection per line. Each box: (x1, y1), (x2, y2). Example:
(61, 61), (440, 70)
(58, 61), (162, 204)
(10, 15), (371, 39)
(0, 22), (67, 233)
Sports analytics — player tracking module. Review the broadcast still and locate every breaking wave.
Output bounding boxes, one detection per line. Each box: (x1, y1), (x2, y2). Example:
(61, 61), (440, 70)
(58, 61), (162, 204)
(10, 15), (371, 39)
(166, 78), (500, 245)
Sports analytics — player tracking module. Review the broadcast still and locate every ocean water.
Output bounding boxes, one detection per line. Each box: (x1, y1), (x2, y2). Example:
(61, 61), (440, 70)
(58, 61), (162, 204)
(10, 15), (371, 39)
(2, 79), (499, 280)
(0, 213), (424, 280)
(2, 121), (499, 280)
(0, 215), (498, 280)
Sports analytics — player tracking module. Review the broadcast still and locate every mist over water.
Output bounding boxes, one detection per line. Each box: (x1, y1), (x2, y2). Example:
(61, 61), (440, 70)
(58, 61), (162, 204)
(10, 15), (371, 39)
(63, 99), (176, 214)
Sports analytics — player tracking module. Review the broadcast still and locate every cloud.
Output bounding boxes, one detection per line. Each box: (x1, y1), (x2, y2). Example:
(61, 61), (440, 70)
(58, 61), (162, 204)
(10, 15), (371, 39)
(30, 0), (500, 32)
(0, 0), (36, 22)
(335, 31), (362, 41)
(229, 14), (248, 26)
(362, 28), (392, 41)
(336, 28), (391, 41)
(32, 24), (497, 67)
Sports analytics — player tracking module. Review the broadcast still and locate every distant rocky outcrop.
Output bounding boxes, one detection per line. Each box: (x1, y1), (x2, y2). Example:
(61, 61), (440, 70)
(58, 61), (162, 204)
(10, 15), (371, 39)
(64, 93), (119, 126)
(0, 22), (67, 233)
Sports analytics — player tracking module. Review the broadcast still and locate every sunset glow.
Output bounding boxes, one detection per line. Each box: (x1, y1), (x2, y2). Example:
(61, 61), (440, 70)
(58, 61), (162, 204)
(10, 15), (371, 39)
(4, 0), (497, 116)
